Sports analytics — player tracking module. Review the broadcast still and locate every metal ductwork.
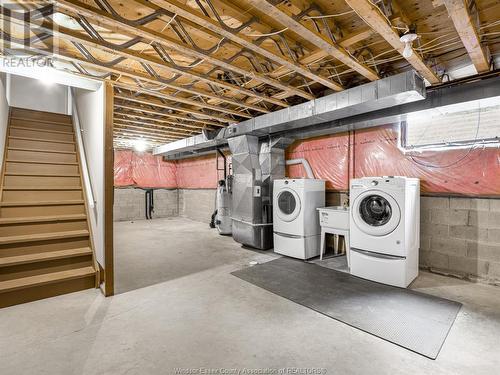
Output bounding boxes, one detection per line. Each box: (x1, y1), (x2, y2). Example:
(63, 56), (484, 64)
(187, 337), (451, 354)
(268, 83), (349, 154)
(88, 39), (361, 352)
(154, 71), (426, 159)
(228, 135), (290, 250)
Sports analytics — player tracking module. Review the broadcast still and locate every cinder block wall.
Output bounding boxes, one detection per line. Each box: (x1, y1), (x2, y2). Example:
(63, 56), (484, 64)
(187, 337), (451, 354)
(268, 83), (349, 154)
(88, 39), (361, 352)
(178, 189), (216, 223)
(420, 196), (500, 283)
(114, 188), (178, 221)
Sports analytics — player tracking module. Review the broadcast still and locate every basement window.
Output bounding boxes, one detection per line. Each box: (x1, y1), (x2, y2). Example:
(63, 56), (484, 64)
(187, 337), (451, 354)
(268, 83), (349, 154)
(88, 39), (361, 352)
(401, 97), (500, 150)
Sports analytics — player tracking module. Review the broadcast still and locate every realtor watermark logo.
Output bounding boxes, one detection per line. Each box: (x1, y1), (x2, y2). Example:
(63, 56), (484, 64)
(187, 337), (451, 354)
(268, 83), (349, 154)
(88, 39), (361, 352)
(0, 0), (56, 67)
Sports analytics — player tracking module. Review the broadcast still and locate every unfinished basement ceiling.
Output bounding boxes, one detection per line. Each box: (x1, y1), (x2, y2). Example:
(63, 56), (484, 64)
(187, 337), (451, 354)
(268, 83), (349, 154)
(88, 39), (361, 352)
(1, 0), (499, 149)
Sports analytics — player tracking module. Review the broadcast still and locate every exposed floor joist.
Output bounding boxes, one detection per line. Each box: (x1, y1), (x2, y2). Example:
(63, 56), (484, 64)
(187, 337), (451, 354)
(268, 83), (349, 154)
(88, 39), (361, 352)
(344, 0), (441, 84)
(440, 0), (490, 73)
(246, 0), (379, 82)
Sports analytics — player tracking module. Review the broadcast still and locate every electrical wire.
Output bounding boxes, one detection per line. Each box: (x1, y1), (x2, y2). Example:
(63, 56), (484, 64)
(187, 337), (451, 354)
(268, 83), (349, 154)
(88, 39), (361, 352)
(406, 103), (485, 169)
(303, 10), (355, 19)
(243, 27), (288, 37)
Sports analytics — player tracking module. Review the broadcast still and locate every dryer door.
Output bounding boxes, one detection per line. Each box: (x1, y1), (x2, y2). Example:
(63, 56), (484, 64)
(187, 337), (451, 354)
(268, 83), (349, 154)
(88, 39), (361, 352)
(276, 188), (301, 222)
(352, 190), (401, 236)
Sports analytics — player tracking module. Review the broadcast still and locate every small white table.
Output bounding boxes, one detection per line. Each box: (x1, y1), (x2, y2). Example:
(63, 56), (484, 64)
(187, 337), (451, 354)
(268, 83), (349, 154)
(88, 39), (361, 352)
(317, 206), (350, 265)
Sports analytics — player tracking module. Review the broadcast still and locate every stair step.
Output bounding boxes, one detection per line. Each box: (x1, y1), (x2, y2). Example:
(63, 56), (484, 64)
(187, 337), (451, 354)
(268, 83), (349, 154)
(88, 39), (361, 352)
(10, 126), (74, 135)
(3, 186), (82, 191)
(8, 136), (75, 145)
(8, 147), (76, 155)
(0, 266), (95, 293)
(11, 117), (73, 127)
(0, 229), (89, 245)
(0, 214), (87, 225)
(0, 200), (85, 207)
(4, 172), (80, 177)
(6, 159), (78, 165)
(0, 248), (92, 267)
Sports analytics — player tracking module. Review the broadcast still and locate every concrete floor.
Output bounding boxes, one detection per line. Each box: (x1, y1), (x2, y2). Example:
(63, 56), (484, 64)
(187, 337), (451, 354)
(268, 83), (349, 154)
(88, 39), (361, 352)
(1, 217), (499, 375)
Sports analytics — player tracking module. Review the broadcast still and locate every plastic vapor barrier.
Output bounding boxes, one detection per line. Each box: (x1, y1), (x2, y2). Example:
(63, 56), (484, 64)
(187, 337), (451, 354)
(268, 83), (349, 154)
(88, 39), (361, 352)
(286, 124), (500, 196)
(115, 124), (499, 196)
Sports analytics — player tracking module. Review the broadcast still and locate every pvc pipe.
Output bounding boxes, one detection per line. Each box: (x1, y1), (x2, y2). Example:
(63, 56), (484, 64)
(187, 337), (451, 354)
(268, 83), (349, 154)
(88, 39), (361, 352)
(286, 158), (314, 179)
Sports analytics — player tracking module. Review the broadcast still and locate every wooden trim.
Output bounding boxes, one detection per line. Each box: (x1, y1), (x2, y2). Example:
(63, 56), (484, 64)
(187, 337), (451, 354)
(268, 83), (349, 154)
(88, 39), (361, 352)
(72, 110), (100, 288)
(0, 107), (12, 204)
(103, 81), (114, 297)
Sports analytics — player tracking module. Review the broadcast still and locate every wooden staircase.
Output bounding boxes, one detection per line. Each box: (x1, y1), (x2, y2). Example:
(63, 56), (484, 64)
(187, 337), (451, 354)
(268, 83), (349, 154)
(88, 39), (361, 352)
(0, 107), (98, 308)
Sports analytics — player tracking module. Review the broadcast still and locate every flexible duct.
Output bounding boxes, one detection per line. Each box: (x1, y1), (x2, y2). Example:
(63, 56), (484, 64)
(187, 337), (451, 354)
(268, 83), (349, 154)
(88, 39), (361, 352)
(286, 159), (314, 179)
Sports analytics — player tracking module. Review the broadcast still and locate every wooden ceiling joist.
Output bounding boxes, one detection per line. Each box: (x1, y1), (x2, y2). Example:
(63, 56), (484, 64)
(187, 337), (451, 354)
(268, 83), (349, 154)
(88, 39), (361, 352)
(440, 0), (490, 73)
(148, 0), (344, 91)
(246, 0), (379, 82)
(55, 0), (314, 101)
(113, 109), (208, 131)
(0, 17), (255, 120)
(114, 103), (220, 128)
(112, 81), (237, 123)
(114, 118), (196, 135)
(113, 123), (184, 138)
(114, 94), (226, 127)
(344, 0), (441, 84)
(3, 14), (280, 113)
(114, 129), (177, 141)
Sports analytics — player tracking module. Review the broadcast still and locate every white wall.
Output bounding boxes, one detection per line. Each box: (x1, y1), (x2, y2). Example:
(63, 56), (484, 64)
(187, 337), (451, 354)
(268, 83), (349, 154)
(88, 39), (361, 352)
(73, 85), (105, 267)
(8, 74), (70, 114)
(0, 73), (9, 167)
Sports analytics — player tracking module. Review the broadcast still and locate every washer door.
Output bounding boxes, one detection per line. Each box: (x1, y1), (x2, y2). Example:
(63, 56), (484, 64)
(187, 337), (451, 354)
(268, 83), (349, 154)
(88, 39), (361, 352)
(276, 188), (301, 222)
(352, 190), (401, 236)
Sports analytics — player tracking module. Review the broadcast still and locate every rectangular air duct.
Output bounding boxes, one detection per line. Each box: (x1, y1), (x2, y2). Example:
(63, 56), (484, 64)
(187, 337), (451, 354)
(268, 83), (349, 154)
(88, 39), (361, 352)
(154, 71), (425, 158)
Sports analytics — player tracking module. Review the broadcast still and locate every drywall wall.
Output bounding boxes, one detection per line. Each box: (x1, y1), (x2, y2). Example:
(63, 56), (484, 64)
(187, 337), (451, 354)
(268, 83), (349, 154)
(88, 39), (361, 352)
(7, 74), (70, 114)
(114, 188), (178, 221)
(0, 73), (9, 168)
(73, 85), (105, 267)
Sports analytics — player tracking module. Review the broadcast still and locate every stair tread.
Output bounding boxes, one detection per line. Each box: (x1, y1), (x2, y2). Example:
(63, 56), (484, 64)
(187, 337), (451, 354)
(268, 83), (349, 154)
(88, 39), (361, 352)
(0, 214), (87, 224)
(6, 159), (78, 165)
(0, 200), (84, 207)
(3, 186), (82, 191)
(10, 126), (74, 135)
(11, 117), (73, 127)
(0, 229), (89, 245)
(5, 172), (80, 177)
(0, 266), (95, 293)
(0, 248), (92, 267)
(8, 136), (75, 145)
(8, 147), (76, 155)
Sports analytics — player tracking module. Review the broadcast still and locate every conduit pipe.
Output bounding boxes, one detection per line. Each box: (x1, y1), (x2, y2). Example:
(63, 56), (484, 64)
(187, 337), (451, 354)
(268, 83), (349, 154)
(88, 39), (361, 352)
(286, 159), (314, 179)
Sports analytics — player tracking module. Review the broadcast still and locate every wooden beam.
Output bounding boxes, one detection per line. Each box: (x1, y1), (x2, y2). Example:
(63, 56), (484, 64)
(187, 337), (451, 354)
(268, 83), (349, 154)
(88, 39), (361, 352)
(114, 107), (209, 130)
(112, 81), (237, 123)
(113, 102), (222, 128)
(113, 115), (197, 135)
(56, 0), (313, 101)
(114, 120), (190, 135)
(246, 0), (379, 81)
(114, 118), (197, 135)
(114, 127), (179, 141)
(1, 13), (278, 112)
(441, 0), (490, 73)
(344, 0), (441, 84)
(114, 95), (226, 127)
(149, 0), (344, 91)
(0, 28), (249, 122)
(103, 81), (114, 297)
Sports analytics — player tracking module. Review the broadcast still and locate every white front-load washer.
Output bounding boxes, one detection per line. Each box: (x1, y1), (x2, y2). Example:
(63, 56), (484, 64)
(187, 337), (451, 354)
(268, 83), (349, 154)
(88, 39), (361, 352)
(273, 179), (325, 259)
(349, 176), (420, 287)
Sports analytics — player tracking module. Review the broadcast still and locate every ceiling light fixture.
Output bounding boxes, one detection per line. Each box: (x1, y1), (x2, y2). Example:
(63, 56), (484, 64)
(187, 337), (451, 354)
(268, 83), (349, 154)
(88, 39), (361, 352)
(400, 32), (418, 59)
(133, 139), (148, 152)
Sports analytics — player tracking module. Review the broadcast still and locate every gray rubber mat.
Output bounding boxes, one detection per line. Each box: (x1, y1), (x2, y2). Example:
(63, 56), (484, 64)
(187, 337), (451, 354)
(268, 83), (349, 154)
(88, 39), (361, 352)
(232, 257), (461, 359)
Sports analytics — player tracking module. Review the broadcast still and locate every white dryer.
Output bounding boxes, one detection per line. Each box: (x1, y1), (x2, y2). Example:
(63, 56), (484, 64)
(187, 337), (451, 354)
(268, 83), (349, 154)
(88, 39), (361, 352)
(349, 176), (420, 287)
(273, 179), (325, 259)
